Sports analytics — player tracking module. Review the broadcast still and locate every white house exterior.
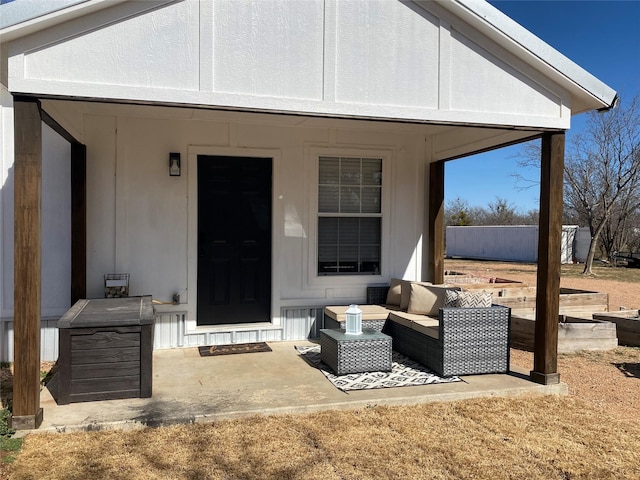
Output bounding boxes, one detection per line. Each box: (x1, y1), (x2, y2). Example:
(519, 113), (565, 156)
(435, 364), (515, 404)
(0, 0), (616, 352)
(0, 0), (617, 428)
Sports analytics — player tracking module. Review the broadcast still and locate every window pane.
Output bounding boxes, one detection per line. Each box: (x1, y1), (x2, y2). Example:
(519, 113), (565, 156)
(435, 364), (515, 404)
(318, 245), (338, 274)
(340, 186), (360, 213)
(319, 157), (339, 184)
(361, 187), (381, 213)
(360, 245), (380, 262)
(338, 245), (358, 262)
(318, 217), (339, 244)
(360, 245), (380, 273)
(319, 185), (339, 213)
(338, 218), (359, 245)
(340, 158), (361, 185)
(362, 158), (382, 185)
(360, 217), (381, 244)
(318, 245), (338, 262)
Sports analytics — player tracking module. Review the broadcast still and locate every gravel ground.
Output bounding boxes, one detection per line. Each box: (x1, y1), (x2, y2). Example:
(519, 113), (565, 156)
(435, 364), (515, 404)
(446, 259), (640, 424)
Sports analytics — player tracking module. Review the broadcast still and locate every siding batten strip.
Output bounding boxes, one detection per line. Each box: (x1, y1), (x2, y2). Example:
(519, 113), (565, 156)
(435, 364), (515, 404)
(531, 131), (564, 385)
(11, 96), (44, 429)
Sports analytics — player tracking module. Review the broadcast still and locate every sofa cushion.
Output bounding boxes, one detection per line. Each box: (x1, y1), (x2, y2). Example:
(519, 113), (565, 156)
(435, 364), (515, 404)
(411, 319), (440, 339)
(407, 284), (459, 316)
(400, 281), (432, 310)
(324, 304), (395, 322)
(388, 310), (437, 328)
(385, 278), (405, 306)
(456, 291), (493, 308)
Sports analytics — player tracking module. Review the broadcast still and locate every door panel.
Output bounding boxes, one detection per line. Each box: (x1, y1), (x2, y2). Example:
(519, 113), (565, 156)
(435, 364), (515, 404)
(197, 156), (272, 325)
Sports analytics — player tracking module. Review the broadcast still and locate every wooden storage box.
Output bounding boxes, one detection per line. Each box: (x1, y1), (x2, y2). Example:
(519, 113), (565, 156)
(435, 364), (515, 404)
(57, 296), (154, 404)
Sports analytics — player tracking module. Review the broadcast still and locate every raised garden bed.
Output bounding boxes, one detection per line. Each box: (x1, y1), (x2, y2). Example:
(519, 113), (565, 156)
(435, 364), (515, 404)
(592, 310), (640, 346)
(510, 314), (618, 353)
(444, 270), (524, 287)
(444, 274), (609, 317)
(464, 286), (609, 317)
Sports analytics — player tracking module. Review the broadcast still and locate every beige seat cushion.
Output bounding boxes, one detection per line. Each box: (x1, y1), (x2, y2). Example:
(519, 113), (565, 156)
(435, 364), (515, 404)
(407, 284), (460, 316)
(411, 319), (440, 339)
(388, 310), (438, 325)
(388, 311), (418, 329)
(324, 304), (393, 322)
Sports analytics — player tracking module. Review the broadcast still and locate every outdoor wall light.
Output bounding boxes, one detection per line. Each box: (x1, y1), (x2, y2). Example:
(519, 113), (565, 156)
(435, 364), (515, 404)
(169, 152), (181, 176)
(345, 304), (363, 335)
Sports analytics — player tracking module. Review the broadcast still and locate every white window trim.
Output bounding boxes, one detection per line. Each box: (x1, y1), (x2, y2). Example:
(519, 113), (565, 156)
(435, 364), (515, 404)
(306, 146), (393, 288)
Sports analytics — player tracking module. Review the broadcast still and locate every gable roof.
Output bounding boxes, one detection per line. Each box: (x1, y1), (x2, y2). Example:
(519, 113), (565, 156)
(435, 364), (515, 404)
(0, 0), (617, 117)
(0, 0), (127, 40)
(436, 0), (616, 113)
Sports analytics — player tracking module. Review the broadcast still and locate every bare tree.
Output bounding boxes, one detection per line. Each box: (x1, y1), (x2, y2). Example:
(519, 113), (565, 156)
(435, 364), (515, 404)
(445, 197), (474, 226)
(564, 96), (640, 274)
(513, 96), (640, 274)
(486, 197), (518, 225)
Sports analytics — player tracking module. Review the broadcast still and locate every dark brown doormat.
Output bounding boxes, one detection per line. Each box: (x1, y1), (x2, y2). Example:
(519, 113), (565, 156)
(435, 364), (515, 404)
(198, 342), (272, 357)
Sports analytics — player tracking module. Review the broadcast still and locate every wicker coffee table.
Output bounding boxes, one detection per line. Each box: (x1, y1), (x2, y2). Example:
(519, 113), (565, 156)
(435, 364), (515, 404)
(319, 328), (392, 375)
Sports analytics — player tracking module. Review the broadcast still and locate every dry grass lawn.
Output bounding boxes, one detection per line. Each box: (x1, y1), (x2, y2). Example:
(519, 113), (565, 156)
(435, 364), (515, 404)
(4, 348), (639, 480)
(6, 393), (640, 480)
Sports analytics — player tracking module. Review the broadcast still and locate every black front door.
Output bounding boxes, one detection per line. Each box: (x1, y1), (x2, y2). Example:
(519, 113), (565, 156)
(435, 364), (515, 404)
(197, 156), (272, 325)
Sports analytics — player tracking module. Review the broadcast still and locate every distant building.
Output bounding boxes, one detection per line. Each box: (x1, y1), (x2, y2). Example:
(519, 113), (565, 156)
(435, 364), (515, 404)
(446, 225), (591, 263)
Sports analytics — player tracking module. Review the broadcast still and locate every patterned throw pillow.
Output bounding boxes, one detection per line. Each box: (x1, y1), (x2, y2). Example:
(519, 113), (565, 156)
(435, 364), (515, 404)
(455, 291), (493, 308)
(444, 289), (459, 308)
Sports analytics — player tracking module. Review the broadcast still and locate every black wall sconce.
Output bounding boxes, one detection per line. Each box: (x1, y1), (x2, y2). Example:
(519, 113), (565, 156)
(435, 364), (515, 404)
(169, 152), (181, 176)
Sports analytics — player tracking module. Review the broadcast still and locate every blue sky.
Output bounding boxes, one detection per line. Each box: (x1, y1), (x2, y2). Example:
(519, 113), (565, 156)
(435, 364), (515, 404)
(445, 0), (640, 213)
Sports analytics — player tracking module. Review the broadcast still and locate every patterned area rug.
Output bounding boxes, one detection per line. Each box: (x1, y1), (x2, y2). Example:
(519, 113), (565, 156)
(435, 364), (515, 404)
(295, 345), (462, 392)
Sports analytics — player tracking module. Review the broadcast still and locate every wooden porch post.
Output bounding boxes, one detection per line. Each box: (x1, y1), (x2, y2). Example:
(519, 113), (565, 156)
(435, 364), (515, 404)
(11, 96), (44, 430)
(427, 160), (445, 284)
(71, 142), (87, 304)
(531, 131), (564, 385)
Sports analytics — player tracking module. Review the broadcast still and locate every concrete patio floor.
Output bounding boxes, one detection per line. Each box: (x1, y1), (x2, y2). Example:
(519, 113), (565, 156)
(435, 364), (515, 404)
(34, 341), (567, 434)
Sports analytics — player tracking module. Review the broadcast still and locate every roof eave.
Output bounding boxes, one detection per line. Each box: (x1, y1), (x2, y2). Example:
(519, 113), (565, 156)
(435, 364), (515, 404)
(430, 0), (618, 113)
(0, 0), (129, 43)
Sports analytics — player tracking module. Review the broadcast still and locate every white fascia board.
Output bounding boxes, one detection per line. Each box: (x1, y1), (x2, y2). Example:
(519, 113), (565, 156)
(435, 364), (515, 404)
(0, 0), (129, 43)
(430, 0), (617, 113)
(9, 76), (571, 130)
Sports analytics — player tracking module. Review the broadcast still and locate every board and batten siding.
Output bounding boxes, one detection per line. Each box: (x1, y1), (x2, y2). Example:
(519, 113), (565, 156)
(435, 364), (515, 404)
(0, 307), (324, 362)
(6, 0), (571, 131)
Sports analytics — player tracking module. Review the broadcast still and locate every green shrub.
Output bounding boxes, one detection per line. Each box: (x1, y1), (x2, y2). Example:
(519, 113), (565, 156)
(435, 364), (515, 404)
(0, 408), (14, 437)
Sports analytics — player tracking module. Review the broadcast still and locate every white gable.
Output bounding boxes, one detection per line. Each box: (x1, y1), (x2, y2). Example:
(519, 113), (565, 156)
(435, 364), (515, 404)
(2, 0), (613, 129)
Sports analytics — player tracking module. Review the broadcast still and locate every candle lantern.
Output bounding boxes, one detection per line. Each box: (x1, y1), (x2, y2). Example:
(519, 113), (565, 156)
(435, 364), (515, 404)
(345, 304), (362, 335)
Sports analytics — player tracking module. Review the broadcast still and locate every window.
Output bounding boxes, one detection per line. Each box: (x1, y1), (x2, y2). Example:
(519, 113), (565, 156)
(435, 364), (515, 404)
(317, 156), (382, 275)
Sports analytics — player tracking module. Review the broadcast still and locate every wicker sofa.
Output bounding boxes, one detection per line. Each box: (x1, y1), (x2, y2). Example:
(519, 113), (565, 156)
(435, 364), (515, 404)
(323, 285), (511, 377)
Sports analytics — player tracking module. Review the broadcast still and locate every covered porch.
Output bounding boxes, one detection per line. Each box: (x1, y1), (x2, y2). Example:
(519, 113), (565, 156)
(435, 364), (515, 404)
(36, 341), (566, 433)
(2, 0), (616, 430)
